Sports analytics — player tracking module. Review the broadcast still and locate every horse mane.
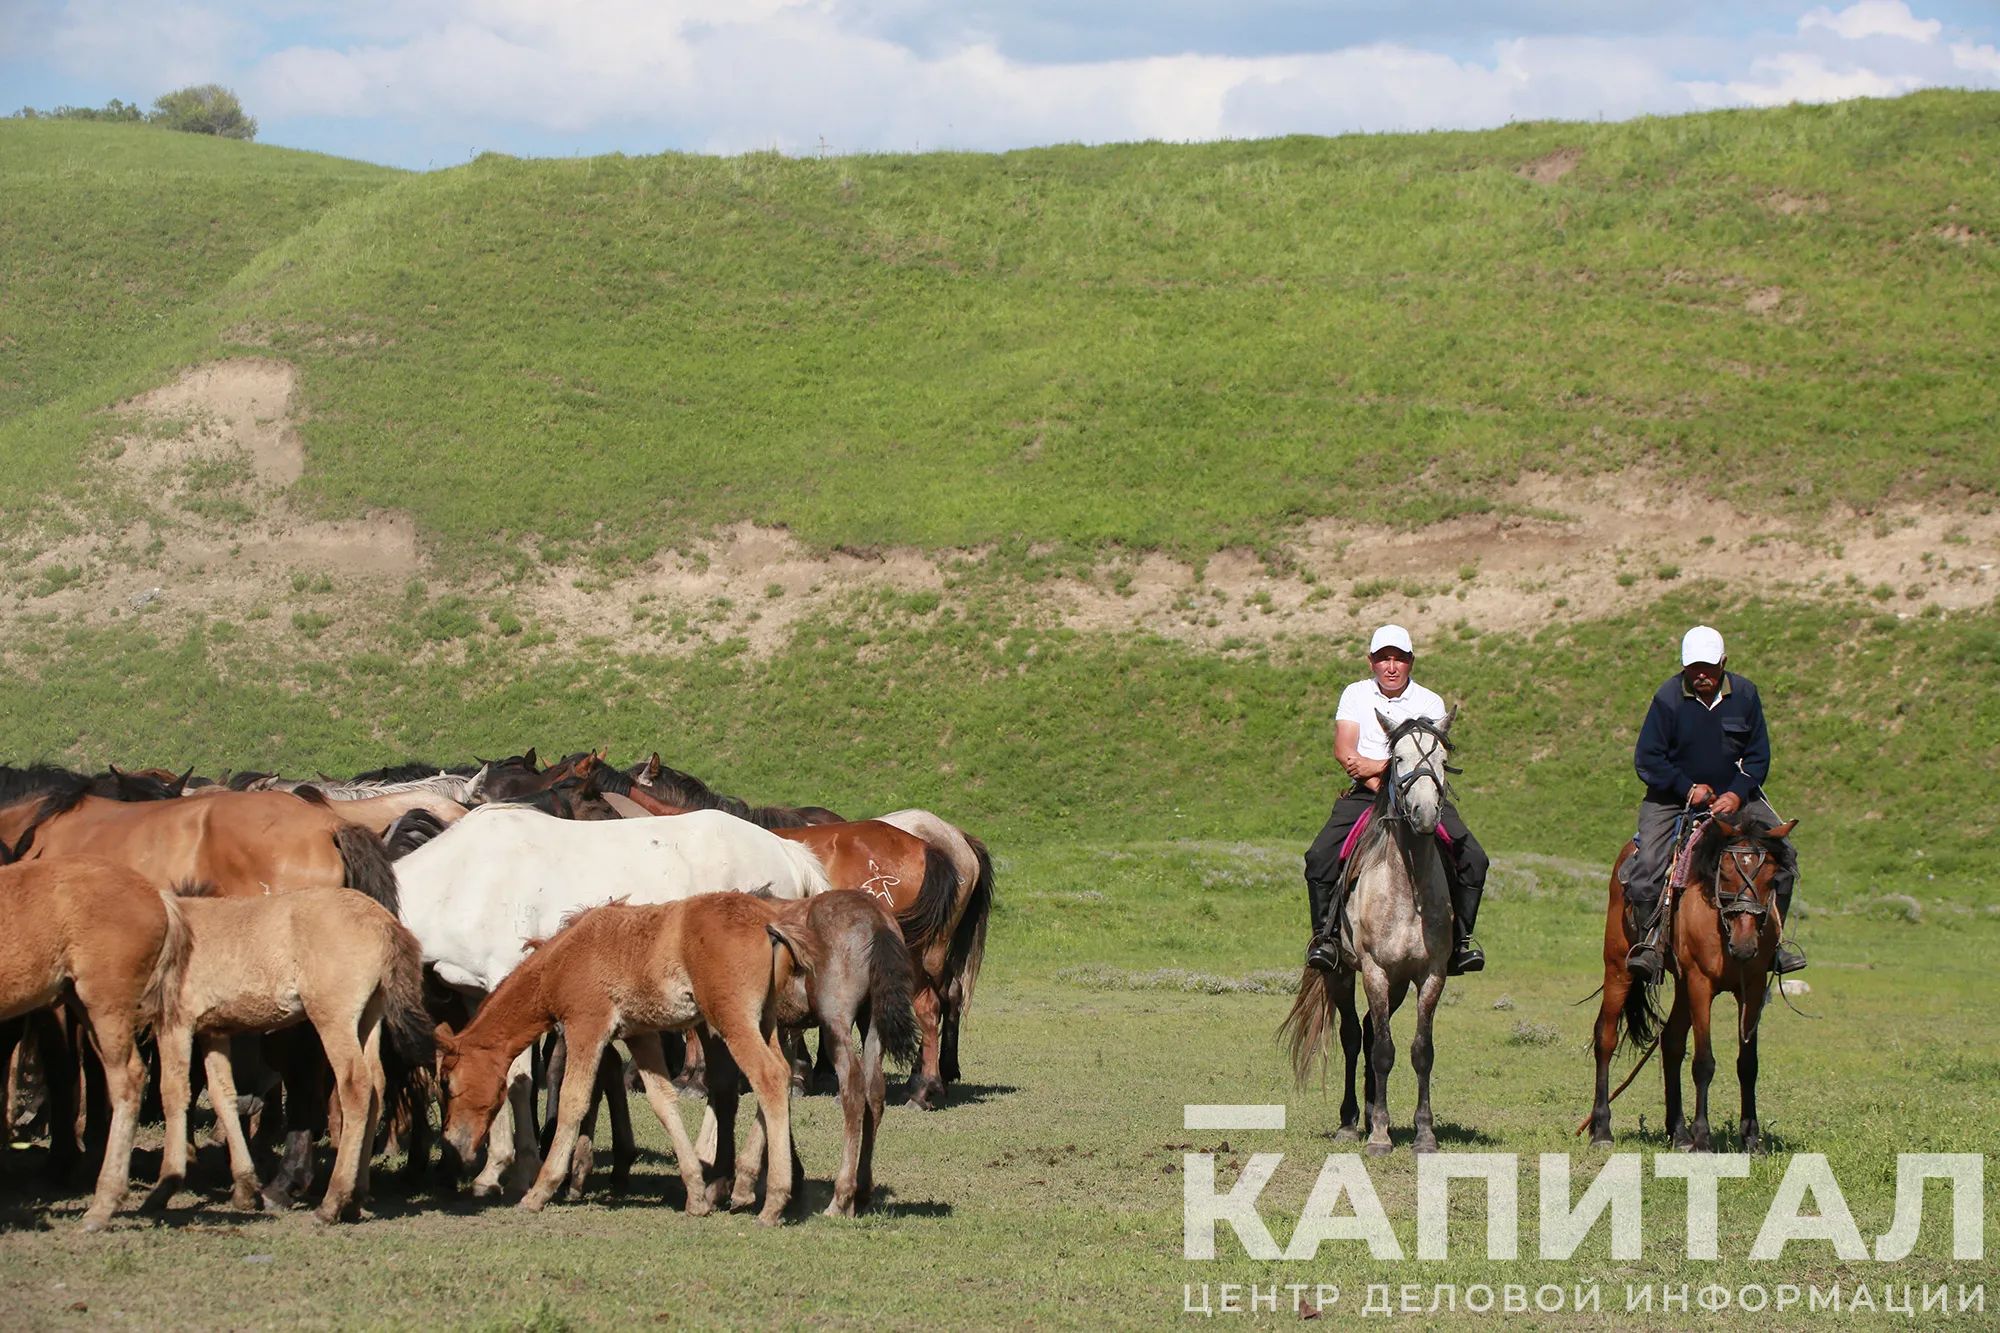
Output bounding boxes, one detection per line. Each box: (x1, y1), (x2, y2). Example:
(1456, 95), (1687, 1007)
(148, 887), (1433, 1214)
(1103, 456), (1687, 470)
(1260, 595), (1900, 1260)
(0, 763), (91, 817)
(1688, 813), (1785, 885)
(350, 761), (478, 783)
(585, 764), (635, 797)
(555, 896), (629, 935)
(636, 761), (754, 819)
(225, 770), (275, 791)
(291, 784), (330, 805)
(172, 879), (219, 899)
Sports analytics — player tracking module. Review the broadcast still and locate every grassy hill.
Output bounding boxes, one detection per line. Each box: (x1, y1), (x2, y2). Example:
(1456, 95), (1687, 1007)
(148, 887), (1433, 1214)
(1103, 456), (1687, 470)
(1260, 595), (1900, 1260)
(0, 95), (1995, 897)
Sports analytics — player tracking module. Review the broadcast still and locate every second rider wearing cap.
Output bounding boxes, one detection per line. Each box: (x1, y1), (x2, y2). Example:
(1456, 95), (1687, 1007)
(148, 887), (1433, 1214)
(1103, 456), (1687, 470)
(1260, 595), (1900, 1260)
(1302, 624), (1490, 976)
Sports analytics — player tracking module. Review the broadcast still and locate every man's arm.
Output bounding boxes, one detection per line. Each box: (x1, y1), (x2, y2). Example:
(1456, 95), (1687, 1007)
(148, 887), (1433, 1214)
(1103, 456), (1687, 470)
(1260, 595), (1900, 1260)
(1724, 683), (1770, 804)
(1633, 692), (1692, 799)
(1334, 720), (1387, 790)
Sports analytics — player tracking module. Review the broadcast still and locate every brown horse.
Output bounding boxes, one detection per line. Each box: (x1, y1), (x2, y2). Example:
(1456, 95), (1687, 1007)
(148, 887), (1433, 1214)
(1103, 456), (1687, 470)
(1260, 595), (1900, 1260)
(586, 766), (993, 1108)
(0, 855), (190, 1231)
(437, 893), (808, 1224)
(1586, 813), (1797, 1152)
(146, 887), (434, 1223)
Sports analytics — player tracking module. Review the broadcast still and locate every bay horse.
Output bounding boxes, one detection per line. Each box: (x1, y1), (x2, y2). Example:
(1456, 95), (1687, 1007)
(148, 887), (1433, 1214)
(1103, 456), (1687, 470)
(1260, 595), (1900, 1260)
(1586, 813), (1796, 1152)
(1281, 712), (1459, 1154)
(0, 854), (190, 1231)
(146, 887), (434, 1223)
(395, 804), (831, 1196)
(437, 893), (813, 1225)
(586, 765), (994, 1108)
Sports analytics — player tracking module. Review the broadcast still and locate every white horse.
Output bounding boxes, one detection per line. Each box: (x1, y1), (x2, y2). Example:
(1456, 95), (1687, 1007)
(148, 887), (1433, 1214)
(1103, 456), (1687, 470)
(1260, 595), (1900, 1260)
(394, 804), (831, 1193)
(1282, 710), (1458, 1154)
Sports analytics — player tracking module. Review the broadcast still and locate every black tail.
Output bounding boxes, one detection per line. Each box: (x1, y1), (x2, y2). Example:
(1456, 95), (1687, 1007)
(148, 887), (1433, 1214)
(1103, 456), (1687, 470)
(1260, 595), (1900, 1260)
(944, 837), (994, 1016)
(335, 824), (400, 916)
(894, 846), (959, 953)
(380, 922), (436, 1068)
(383, 808), (447, 860)
(1619, 973), (1665, 1051)
(866, 920), (921, 1069)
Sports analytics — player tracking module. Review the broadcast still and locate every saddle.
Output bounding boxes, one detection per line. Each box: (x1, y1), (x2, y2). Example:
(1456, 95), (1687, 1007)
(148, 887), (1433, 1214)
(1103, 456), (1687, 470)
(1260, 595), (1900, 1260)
(1329, 808), (1458, 967)
(1626, 813), (1710, 976)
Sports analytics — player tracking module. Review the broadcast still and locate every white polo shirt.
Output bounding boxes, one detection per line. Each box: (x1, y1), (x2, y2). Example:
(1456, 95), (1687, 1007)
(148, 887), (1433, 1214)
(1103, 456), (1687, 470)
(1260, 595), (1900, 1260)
(1335, 678), (1447, 761)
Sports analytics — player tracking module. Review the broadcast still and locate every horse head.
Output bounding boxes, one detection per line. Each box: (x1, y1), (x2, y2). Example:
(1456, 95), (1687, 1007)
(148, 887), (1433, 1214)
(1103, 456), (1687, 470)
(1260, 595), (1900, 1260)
(1378, 707), (1457, 835)
(1701, 816), (1798, 964)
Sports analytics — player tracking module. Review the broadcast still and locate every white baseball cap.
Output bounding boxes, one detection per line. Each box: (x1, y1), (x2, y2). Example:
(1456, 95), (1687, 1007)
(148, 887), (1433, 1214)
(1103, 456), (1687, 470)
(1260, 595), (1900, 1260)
(1681, 625), (1726, 666)
(1369, 624), (1415, 656)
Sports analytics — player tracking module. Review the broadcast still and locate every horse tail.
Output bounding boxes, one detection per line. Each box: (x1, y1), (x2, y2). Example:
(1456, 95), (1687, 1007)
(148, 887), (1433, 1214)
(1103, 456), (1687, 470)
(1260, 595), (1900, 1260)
(383, 808), (447, 860)
(140, 891), (193, 1035)
(944, 835), (994, 1018)
(379, 919), (436, 1070)
(865, 916), (921, 1069)
(781, 839), (833, 897)
(894, 846), (959, 953)
(1618, 973), (1665, 1051)
(334, 824), (400, 917)
(1279, 966), (1337, 1086)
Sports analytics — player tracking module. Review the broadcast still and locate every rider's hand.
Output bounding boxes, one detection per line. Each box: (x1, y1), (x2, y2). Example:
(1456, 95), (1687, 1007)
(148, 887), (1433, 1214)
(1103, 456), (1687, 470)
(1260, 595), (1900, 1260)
(1687, 783), (1714, 807)
(1710, 791), (1742, 818)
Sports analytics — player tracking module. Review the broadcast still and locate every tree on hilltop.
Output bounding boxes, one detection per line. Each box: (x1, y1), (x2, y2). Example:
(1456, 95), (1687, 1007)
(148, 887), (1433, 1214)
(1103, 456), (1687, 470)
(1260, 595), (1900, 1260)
(149, 84), (257, 140)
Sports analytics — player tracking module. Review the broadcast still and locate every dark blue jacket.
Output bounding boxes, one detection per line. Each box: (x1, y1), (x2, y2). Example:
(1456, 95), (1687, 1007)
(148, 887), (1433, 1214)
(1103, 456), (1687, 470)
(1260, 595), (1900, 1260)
(1633, 672), (1770, 804)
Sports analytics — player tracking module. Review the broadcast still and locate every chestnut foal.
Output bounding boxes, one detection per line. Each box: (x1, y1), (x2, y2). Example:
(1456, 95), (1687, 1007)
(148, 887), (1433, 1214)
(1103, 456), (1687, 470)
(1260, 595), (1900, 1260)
(0, 854), (190, 1231)
(438, 893), (808, 1224)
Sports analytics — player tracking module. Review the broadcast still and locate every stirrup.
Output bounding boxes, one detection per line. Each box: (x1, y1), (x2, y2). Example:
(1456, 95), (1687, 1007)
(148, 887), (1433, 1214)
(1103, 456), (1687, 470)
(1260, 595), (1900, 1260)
(1772, 941), (1807, 975)
(1305, 934), (1342, 973)
(1448, 936), (1485, 976)
(1625, 935), (1665, 984)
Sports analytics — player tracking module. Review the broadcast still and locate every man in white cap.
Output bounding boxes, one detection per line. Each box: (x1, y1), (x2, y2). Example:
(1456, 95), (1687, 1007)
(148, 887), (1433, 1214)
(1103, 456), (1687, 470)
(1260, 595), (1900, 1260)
(1621, 624), (1803, 982)
(1302, 624), (1490, 974)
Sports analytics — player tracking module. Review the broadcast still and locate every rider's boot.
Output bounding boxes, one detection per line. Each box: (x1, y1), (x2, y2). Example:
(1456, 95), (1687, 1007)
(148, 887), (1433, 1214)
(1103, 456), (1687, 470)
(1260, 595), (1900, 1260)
(1624, 893), (1666, 984)
(1447, 877), (1485, 976)
(1772, 887), (1806, 975)
(1305, 872), (1349, 972)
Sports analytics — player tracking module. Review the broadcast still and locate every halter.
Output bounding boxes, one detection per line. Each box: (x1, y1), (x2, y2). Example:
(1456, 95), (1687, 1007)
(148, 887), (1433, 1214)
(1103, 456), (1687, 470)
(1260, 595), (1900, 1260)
(1709, 833), (1776, 922)
(1383, 716), (1458, 824)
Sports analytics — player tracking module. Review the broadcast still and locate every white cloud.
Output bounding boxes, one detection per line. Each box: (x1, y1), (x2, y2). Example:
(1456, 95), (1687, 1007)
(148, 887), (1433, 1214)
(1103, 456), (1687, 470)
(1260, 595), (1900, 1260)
(1797, 1), (1940, 44)
(10, 1), (1999, 166)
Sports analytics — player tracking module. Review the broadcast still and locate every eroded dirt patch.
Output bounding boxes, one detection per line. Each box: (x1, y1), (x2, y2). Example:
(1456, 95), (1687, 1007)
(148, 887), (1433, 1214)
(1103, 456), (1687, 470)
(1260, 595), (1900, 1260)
(1517, 148), (1581, 185)
(4, 360), (1995, 662)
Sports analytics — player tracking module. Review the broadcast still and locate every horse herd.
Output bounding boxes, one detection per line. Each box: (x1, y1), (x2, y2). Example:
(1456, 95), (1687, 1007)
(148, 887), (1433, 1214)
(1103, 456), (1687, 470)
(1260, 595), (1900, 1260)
(0, 751), (993, 1231)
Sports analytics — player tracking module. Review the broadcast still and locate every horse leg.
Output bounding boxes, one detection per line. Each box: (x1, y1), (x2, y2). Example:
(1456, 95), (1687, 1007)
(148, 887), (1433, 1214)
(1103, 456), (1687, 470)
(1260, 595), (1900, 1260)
(76, 1013), (144, 1233)
(194, 1036), (263, 1208)
(857, 1025), (886, 1213)
(1588, 973), (1629, 1148)
(702, 1036), (743, 1211)
(1410, 972), (1446, 1154)
(1686, 975), (1717, 1153)
(1737, 987), (1765, 1154)
(601, 1044), (635, 1195)
(265, 1028), (327, 1211)
(940, 980), (964, 1085)
(354, 1022), (385, 1210)
(1361, 968), (1398, 1156)
(674, 1030), (707, 1097)
(1661, 982), (1692, 1150)
(716, 1018), (795, 1225)
(1334, 970), (1363, 1142)
(520, 1023), (608, 1213)
(539, 1030), (567, 1158)
(780, 1027), (811, 1094)
(312, 1012), (379, 1225)
(628, 1035), (713, 1216)
(143, 1023), (197, 1213)
(903, 982), (946, 1110)
(824, 1022), (866, 1217)
(565, 1041), (601, 1202)
(31, 1011), (78, 1182)
(471, 1047), (539, 1197)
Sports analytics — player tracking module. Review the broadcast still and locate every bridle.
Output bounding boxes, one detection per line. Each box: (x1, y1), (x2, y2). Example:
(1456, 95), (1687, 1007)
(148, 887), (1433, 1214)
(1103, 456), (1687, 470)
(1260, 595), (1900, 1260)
(1709, 829), (1777, 924)
(1384, 717), (1459, 825)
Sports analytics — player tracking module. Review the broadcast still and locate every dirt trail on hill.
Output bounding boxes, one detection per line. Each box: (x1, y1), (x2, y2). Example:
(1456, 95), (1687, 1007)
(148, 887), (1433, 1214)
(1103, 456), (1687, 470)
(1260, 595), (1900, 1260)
(5, 359), (1995, 658)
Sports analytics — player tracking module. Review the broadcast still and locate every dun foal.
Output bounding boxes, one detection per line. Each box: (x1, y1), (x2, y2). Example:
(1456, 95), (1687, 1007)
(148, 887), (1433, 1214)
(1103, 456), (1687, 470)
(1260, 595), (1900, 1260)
(146, 887), (435, 1224)
(438, 893), (808, 1224)
(0, 855), (189, 1231)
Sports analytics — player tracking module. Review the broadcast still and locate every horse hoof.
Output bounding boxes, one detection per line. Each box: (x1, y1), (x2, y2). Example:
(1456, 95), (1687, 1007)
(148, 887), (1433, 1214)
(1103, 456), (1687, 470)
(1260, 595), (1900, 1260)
(260, 1186), (294, 1211)
(756, 1209), (786, 1227)
(684, 1196), (713, 1218)
(78, 1214), (110, 1235)
(470, 1180), (502, 1199)
(1414, 1136), (1439, 1155)
(1365, 1140), (1393, 1157)
(311, 1206), (339, 1226)
(1588, 1134), (1614, 1151)
(1332, 1126), (1360, 1144)
(516, 1195), (549, 1214)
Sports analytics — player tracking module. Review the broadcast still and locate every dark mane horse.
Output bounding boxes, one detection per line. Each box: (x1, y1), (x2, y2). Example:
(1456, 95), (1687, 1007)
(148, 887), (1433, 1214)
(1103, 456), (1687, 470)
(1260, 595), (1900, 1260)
(624, 754), (844, 829)
(1587, 810), (1797, 1152)
(350, 760), (479, 783)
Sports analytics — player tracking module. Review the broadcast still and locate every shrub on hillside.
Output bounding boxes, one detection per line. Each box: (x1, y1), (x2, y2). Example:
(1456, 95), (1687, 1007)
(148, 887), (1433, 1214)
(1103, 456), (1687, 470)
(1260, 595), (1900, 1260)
(149, 84), (257, 140)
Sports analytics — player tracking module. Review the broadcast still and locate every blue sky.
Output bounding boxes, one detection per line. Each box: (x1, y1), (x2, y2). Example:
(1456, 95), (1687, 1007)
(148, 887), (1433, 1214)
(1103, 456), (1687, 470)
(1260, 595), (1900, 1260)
(3, 1), (1997, 170)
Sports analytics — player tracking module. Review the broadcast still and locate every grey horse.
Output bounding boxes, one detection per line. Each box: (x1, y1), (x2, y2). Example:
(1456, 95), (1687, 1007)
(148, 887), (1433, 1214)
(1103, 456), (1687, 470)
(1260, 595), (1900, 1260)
(1283, 710), (1458, 1154)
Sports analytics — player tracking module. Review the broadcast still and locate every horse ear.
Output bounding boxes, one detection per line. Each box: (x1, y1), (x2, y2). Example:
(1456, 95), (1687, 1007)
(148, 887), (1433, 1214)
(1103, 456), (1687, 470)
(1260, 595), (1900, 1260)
(595, 745), (608, 761)
(1766, 819), (1797, 839)
(433, 1024), (458, 1060)
(1714, 817), (1742, 837)
(1374, 708), (1397, 738)
(173, 766), (194, 793)
(524, 747), (538, 770)
(642, 753), (661, 782)
(1441, 704), (1458, 734)
(109, 763), (126, 778)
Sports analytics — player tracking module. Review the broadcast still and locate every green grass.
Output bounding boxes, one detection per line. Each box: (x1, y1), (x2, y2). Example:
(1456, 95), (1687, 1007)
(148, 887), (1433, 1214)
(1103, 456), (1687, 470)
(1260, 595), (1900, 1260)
(1, 844), (1993, 1328)
(5, 94), (1999, 567)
